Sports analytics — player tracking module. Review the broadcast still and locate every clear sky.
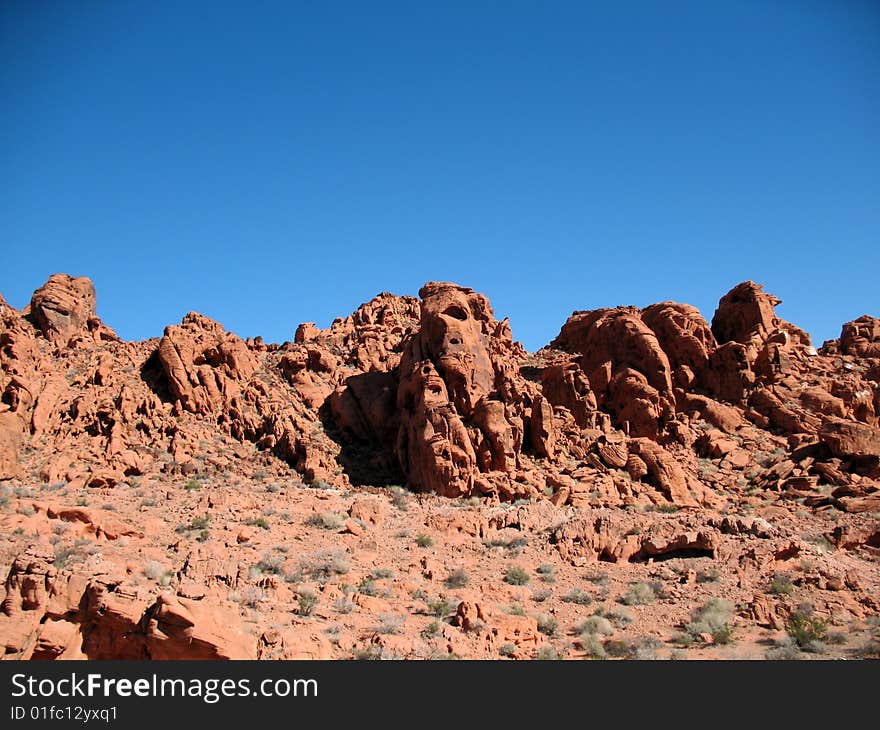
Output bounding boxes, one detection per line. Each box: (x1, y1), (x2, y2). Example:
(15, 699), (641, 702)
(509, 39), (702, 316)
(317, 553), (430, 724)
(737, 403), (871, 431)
(2, 1), (878, 350)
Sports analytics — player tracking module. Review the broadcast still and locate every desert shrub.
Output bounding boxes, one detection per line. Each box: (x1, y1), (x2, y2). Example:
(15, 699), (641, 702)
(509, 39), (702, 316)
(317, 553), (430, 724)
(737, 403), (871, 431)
(535, 613), (558, 637)
(484, 535), (529, 551)
(535, 646), (560, 660)
(416, 534), (433, 548)
(257, 553), (285, 575)
(387, 486), (410, 510)
(580, 633), (607, 659)
(619, 582), (656, 606)
(531, 588), (552, 603)
(499, 643), (516, 658)
(333, 595), (356, 614)
(765, 637), (800, 660)
(299, 550), (351, 581)
(297, 591), (318, 616)
(563, 588), (593, 606)
(427, 598), (455, 617)
(575, 616), (614, 636)
(536, 564), (556, 583)
(53, 544), (84, 568)
(785, 603), (827, 651)
(697, 567), (721, 583)
(233, 586), (264, 608)
(507, 604), (526, 616)
(306, 512), (346, 530)
(245, 517), (270, 530)
(143, 560), (166, 580)
(593, 606), (634, 629)
(375, 613), (404, 635)
(505, 566), (530, 586)
(584, 571), (609, 585)
(422, 621), (443, 639)
(354, 645), (383, 660)
(445, 568), (469, 588)
(371, 567), (394, 580)
(358, 578), (379, 596)
(184, 478), (202, 491)
(686, 598), (736, 644)
(769, 573), (794, 595)
(605, 636), (662, 660)
(671, 632), (695, 647)
(655, 503), (679, 513)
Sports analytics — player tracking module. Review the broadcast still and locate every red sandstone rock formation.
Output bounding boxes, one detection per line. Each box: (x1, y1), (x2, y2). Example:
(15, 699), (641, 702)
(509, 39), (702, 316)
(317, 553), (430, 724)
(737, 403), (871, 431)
(1, 273), (879, 660)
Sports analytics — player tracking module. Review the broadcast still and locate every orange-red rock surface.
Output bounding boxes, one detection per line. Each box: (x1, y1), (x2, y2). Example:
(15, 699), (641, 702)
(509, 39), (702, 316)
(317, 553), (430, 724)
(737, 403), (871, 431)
(0, 275), (877, 659)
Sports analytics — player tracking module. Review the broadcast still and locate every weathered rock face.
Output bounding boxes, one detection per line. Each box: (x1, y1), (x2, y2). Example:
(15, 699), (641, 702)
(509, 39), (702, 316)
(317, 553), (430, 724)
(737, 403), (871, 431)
(157, 313), (259, 416)
(26, 274), (118, 347)
(641, 301), (717, 380)
(0, 272), (878, 511)
(840, 315), (880, 358)
(551, 308), (675, 438)
(820, 419), (880, 458)
(395, 283), (534, 498)
(0, 412), (24, 480)
(0, 546), (257, 659)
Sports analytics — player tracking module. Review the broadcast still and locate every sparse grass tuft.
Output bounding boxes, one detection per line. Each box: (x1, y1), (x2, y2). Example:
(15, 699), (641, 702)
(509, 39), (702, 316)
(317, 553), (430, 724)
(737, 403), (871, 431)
(563, 588), (593, 606)
(619, 582), (656, 606)
(444, 568), (468, 588)
(504, 566), (530, 586)
(422, 621), (443, 639)
(387, 486), (410, 510)
(306, 512), (346, 530)
(299, 550), (351, 581)
(686, 598), (736, 644)
(769, 573), (794, 595)
(697, 567), (721, 583)
(535, 646), (560, 660)
(427, 598), (455, 617)
(297, 591), (318, 616)
(579, 633), (607, 660)
(257, 553), (285, 575)
(765, 637), (800, 660)
(375, 613), (404, 635)
(785, 603), (827, 652)
(245, 517), (270, 530)
(535, 613), (558, 637)
(575, 615), (614, 636)
(143, 560), (166, 580)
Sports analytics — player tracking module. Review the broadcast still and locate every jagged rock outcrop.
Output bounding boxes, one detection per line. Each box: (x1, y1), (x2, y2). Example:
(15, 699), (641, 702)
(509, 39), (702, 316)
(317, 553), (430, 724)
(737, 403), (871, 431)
(395, 283), (537, 499)
(26, 274), (119, 347)
(840, 315), (880, 358)
(0, 272), (877, 508)
(157, 313), (259, 416)
(1, 273), (879, 661)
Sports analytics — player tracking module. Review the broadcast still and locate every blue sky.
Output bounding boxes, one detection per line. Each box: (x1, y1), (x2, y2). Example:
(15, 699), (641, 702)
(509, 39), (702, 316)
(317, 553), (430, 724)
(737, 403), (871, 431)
(2, 1), (878, 349)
